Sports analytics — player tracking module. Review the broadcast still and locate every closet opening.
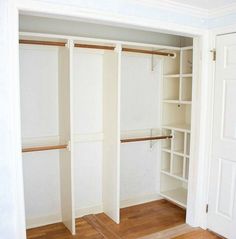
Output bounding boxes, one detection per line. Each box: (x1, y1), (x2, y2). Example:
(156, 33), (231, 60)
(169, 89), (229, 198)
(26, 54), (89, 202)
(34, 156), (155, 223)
(19, 15), (196, 238)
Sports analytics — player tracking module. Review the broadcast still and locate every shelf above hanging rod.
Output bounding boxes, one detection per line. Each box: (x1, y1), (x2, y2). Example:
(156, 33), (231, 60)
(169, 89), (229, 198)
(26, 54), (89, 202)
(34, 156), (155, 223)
(22, 144), (68, 153)
(19, 39), (66, 47)
(120, 135), (172, 143)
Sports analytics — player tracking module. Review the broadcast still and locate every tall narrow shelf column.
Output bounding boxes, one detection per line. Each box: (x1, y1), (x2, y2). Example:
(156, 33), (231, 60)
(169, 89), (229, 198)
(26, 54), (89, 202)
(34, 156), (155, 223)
(160, 46), (193, 208)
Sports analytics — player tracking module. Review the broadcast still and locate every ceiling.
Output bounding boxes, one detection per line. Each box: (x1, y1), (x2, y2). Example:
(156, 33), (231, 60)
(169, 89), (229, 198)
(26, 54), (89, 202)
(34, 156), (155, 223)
(166, 0), (236, 9)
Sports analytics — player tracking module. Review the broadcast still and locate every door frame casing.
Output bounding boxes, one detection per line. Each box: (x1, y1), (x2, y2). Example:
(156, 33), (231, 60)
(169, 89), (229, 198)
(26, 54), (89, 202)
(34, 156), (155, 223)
(6, 0), (210, 237)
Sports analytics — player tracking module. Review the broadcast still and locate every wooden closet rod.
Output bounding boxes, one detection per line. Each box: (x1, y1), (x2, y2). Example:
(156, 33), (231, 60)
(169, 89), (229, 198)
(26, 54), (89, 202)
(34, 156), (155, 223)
(74, 43), (115, 50)
(74, 43), (175, 57)
(19, 40), (175, 57)
(22, 144), (68, 153)
(121, 135), (172, 143)
(19, 39), (66, 47)
(122, 48), (175, 57)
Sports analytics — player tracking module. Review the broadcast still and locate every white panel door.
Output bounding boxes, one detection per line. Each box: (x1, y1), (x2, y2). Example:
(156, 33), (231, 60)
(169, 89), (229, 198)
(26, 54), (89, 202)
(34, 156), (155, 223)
(208, 33), (236, 239)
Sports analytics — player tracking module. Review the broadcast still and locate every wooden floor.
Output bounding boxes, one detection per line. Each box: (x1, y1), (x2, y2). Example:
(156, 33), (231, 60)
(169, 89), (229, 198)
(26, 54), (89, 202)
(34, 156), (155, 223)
(27, 200), (221, 239)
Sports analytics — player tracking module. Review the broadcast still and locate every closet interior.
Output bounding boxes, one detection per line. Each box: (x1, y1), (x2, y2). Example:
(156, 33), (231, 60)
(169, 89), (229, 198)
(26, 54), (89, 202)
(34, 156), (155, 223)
(19, 15), (193, 236)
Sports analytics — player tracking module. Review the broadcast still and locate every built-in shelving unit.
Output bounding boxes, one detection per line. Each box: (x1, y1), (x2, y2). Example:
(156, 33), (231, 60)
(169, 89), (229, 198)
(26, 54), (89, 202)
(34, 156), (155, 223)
(160, 46), (193, 208)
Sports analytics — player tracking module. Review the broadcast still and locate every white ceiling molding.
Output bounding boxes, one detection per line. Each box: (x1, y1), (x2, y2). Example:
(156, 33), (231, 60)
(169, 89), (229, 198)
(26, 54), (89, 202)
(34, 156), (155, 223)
(209, 2), (236, 18)
(134, 0), (236, 19)
(133, 0), (209, 18)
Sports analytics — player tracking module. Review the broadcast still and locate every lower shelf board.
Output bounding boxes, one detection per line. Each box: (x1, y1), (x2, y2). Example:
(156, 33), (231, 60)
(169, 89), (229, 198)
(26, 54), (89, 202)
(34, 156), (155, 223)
(160, 188), (187, 208)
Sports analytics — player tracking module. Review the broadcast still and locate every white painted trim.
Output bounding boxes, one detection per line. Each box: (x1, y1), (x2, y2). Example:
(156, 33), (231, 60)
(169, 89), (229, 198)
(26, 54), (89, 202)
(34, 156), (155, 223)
(120, 194), (163, 208)
(26, 213), (62, 229)
(134, 0), (208, 18)
(0, 1), (26, 238)
(17, 1), (207, 36)
(209, 3), (236, 18)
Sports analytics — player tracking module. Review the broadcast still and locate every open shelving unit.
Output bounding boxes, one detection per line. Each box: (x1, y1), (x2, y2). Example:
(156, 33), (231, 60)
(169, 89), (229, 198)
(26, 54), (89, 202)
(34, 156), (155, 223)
(160, 46), (193, 208)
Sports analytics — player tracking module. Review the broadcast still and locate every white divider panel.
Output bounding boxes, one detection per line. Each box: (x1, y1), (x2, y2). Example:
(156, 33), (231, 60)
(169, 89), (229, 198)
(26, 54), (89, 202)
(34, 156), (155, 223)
(103, 46), (121, 223)
(58, 41), (75, 234)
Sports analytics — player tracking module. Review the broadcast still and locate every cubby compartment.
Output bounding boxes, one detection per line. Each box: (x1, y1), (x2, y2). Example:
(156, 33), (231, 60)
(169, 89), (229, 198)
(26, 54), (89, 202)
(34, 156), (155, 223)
(181, 77), (192, 101)
(162, 128), (172, 150)
(160, 173), (187, 208)
(173, 131), (184, 154)
(181, 48), (193, 75)
(162, 104), (191, 130)
(163, 77), (180, 101)
(185, 157), (189, 180)
(186, 133), (191, 156)
(172, 154), (184, 178)
(161, 152), (171, 173)
(163, 51), (180, 75)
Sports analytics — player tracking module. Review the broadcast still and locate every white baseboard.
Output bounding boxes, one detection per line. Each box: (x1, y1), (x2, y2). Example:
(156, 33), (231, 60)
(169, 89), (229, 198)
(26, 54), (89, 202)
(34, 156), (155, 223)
(75, 205), (103, 218)
(26, 213), (62, 229)
(120, 193), (162, 208)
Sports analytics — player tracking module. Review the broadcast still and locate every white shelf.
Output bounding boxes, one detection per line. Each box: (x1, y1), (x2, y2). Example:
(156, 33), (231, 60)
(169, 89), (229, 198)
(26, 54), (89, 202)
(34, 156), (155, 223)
(182, 74), (192, 77)
(164, 74), (180, 78)
(162, 148), (171, 153)
(164, 74), (192, 78)
(162, 100), (191, 105)
(162, 124), (191, 132)
(161, 171), (187, 183)
(160, 187), (187, 208)
(173, 149), (185, 156)
(181, 46), (193, 50)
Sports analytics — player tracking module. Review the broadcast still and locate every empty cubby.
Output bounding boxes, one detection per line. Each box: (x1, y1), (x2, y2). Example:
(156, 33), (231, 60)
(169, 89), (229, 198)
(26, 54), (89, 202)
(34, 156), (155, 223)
(185, 157), (189, 180)
(181, 49), (193, 74)
(173, 131), (185, 154)
(161, 152), (171, 173)
(181, 77), (192, 101)
(186, 133), (191, 156)
(163, 51), (180, 75)
(163, 77), (180, 101)
(162, 104), (191, 127)
(172, 154), (184, 178)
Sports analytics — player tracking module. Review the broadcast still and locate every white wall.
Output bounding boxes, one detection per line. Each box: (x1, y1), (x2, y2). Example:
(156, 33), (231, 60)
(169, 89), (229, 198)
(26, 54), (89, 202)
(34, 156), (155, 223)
(73, 49), (103, 216)
(120, 53), (162, 205)
(20, 45), (62, 227)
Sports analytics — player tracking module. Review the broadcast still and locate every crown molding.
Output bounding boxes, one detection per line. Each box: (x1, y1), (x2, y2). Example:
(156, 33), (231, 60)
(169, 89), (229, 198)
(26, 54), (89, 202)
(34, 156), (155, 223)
(134, 0), (236, 24)
(209, 2), (236, 18)
(132, 0), (209, 18)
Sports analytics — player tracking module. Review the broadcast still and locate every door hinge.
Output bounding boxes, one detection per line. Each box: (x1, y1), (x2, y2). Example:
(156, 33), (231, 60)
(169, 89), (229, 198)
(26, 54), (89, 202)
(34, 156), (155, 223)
(211, 49), (216, 61)
(206, 204), (209, 213)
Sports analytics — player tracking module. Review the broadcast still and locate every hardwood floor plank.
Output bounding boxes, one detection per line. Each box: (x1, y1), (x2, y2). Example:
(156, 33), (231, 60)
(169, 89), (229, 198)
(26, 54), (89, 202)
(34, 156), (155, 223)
(26, 200), (221, 239)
